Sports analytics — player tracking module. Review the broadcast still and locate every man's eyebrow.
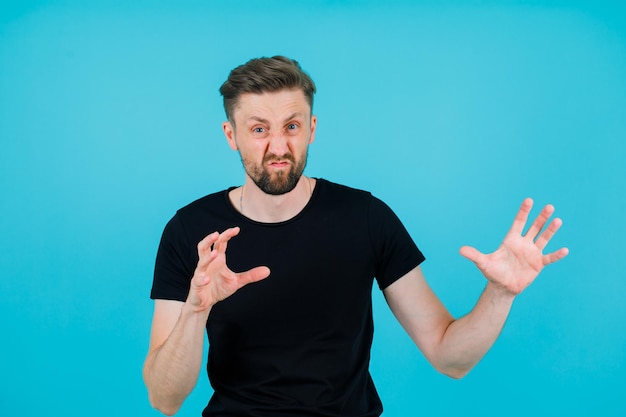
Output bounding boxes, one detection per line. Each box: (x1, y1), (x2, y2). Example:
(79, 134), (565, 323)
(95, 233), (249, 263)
(283, 112), (304, 122)
(247, 116), (270, 124)
(246, 113), (305, 124)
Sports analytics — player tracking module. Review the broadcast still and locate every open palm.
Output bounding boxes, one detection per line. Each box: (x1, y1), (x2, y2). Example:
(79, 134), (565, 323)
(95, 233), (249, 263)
(460, 198), (569, 296)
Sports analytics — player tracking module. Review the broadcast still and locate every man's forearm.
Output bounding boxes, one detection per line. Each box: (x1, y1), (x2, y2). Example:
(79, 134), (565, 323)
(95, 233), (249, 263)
(434, 283), (515, 378)
(143, 304), (210, 416)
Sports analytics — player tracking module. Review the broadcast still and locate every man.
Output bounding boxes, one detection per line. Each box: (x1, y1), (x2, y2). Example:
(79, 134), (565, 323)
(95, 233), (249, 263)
(143, 56), (568, 417)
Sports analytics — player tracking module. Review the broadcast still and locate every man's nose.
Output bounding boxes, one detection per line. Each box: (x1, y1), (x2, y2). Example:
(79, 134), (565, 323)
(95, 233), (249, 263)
(267, 133), (289, 156)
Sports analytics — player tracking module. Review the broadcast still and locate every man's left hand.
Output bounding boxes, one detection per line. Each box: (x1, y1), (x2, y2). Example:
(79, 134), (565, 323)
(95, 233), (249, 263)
(460, 198), (569, 296)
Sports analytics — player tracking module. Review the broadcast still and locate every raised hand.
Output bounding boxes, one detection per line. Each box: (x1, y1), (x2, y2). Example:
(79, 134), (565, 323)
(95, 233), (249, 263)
(460, 198), (569, 296)
(186, 227), (270, 311)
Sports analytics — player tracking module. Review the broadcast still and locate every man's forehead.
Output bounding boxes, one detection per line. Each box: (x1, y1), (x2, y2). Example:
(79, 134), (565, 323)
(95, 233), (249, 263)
(233, 89), (311, 120)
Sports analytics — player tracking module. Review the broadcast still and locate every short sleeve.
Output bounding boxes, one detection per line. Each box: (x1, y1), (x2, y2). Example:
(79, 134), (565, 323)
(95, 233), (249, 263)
(368, 196), (425, 290)
(150, 214), (196, 301)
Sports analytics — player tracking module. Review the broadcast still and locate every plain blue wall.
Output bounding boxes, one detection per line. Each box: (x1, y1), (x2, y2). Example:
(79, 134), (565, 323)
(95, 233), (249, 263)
(1, 1), (624, 416)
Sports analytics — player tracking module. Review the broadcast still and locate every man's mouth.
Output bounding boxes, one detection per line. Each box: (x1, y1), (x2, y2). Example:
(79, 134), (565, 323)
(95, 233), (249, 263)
(269, 161), (289, 168)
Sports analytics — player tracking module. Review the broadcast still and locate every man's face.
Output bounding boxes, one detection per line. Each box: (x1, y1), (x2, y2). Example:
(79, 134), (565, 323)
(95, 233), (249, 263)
(223, 89), (317, 195)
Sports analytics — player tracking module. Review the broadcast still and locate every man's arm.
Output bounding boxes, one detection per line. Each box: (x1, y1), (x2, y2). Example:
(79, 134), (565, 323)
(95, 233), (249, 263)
(143, 227), (270, 415)
(384, 198), (568, 379)
(384, 266), (516, 379)
(143, 300), (209, 416)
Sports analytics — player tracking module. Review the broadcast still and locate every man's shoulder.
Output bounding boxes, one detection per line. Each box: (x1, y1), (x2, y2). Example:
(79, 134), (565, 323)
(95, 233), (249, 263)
(318, 179), (398, 219)
(175, 188), (232, 219)
(318, 178), (372, 201)
(160, 188), (235, 242)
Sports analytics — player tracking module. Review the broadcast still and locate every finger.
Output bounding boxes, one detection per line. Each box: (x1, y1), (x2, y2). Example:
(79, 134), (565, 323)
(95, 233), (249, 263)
(542, 247), (569, 265)
(238, 266), (271, 285)
(198, 231), (219, 252)
(460, 245), (486, 267)
(525, 204), (555, 241)
(197, 232), (219, 267)
(213, 227), (241, 254)
(535, 217), (563, 251)
(508, 198), (534, 236)
(192, 270), (211, 287)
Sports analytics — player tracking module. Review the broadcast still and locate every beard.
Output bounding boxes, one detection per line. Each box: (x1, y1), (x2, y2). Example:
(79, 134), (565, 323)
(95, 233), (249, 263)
(242, 150), (308, 195)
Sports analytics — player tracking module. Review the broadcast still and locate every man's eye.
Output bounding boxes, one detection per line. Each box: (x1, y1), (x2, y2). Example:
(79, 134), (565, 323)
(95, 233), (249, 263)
(287, 123), (298, 130)
(253, 127), (265, 133)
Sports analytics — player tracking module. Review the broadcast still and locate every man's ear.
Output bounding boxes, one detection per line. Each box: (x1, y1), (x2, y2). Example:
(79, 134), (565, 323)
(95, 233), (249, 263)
(309, 115), (317, 145)
(223, 121), (238, 151)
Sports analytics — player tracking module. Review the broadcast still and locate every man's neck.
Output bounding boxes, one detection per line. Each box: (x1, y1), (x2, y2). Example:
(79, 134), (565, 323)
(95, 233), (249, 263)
(230, 176), (315, 223)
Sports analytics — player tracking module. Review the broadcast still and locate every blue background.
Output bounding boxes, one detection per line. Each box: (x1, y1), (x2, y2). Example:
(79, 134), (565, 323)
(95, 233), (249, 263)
(1, 1), (624, 416)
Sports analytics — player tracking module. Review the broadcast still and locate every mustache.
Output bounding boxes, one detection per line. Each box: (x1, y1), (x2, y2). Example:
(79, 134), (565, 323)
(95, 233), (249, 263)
(263, 153), (295, 164)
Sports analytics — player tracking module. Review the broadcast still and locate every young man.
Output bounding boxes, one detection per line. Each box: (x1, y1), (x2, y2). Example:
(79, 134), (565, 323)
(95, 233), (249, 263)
(143, 56), (568, 417)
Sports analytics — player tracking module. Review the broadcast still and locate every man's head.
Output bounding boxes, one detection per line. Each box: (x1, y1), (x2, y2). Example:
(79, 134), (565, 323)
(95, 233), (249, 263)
(220, 57), (317, 196)
(219, 56), (316, 123)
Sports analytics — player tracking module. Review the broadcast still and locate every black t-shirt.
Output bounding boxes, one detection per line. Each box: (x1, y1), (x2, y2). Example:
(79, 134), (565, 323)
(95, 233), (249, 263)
(151, 179), (425, 417)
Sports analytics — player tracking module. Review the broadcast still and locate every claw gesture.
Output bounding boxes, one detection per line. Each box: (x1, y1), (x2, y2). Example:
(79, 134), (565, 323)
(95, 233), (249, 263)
(187, 227), (270, 312)
(460, 198), (569, 296)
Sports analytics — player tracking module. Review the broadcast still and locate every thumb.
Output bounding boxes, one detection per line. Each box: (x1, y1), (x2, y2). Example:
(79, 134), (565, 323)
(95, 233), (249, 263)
(239, 266), (271, 285)
(459, 245), (483, 264)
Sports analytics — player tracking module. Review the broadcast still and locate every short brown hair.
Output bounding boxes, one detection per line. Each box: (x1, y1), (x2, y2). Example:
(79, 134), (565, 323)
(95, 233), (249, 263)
(219, 56), (316, 122)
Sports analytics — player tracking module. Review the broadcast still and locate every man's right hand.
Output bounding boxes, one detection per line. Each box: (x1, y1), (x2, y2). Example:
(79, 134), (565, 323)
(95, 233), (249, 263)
(187, 227), (271, 312)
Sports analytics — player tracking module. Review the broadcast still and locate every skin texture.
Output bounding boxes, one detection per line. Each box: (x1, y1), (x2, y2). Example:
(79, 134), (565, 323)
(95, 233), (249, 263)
(143, 89), (569, 414)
